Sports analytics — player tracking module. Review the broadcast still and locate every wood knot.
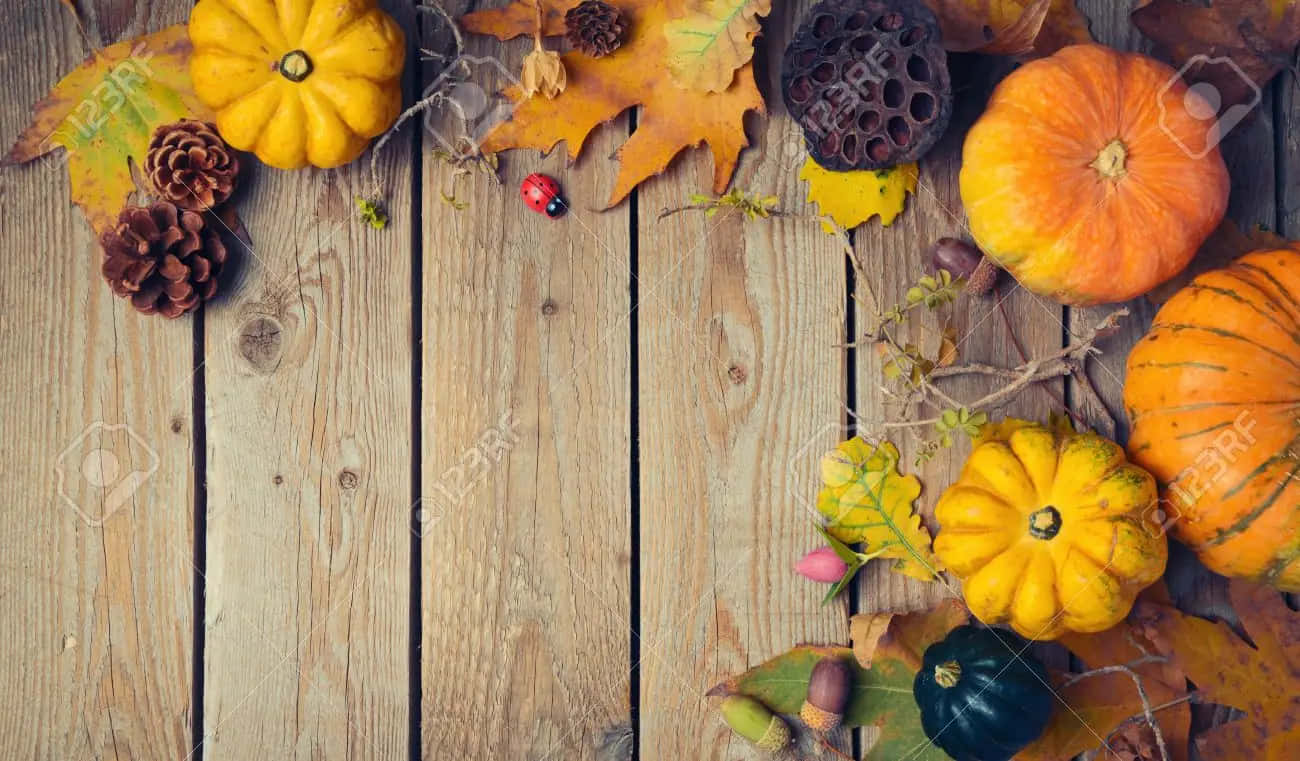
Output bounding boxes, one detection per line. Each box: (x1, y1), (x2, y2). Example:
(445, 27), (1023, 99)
(338, 470), (359, 490)
(238, 317), (284, 374)
(273, 474), (284, 485)
(541, 299), (558, 316)
(170, 417), (185, 434)
(727, 364), (747, 384)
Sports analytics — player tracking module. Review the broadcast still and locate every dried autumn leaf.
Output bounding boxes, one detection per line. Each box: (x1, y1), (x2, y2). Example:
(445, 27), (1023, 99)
(1136, 579), (1300, 761)
(817, 437), (942, 581)
(1145, 218), (1291, 305)
(1016, 586), (1191, 761)
(3, 25), (214, 235)
(462, 0), (764, 206)
(663, 0), (772, 93)
(799, 158), (918, 233)
(849, 612), (894, 668)
(708, 598), (967, 761)
(1133, 0), (1300, 112)
(924, 0), (1092, 57)
(521, 46), (568, 99)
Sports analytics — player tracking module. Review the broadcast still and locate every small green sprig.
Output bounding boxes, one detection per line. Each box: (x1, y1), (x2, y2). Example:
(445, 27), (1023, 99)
(685, 188), (781, 220)
(355, 197), (389, 230)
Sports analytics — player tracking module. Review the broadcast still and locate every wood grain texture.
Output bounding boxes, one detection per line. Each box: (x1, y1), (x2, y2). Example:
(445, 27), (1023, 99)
(852, 53), (1065, 618)
(635, 3), (851, 758)
(199, 2), (415, 757)
(419, 4), (632, 758)
(0, 2), (195, 759)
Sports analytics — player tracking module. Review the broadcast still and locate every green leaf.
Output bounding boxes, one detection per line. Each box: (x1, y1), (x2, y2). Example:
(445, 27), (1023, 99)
(708, 601), (968, 760)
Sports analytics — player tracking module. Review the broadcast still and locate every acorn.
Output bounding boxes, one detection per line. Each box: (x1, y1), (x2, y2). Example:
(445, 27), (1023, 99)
(800, 657), (853, 732)
(720, 695), (791, 752)
(929, 237), (998, 296)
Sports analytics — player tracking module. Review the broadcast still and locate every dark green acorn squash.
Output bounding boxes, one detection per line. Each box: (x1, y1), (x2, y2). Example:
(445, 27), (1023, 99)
(912, 625), (1054, 761)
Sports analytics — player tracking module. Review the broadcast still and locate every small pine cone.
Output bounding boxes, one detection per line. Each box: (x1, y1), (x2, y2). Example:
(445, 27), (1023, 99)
(143, 119), (240, 212)
(565, 0), (625, 57)
(101, 201), (228, 318)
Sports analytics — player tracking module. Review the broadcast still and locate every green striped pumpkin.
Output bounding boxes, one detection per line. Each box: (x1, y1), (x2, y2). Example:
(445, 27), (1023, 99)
(1124, 247), (1300, 590)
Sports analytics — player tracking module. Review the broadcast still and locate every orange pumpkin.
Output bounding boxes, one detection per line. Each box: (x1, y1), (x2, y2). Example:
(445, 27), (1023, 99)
(960, 44), (1230, 306)
(1124, 248), (1300, 590)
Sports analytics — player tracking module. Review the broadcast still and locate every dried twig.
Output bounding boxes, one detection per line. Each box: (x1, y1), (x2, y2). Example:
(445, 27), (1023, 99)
(1061, 655), (1172, 761)
(365, 1), (500, 200)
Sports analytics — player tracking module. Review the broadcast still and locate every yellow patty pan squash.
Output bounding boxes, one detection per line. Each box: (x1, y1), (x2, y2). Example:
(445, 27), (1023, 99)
(188, 0), (405, 169)
(934, 420), (1167, 640)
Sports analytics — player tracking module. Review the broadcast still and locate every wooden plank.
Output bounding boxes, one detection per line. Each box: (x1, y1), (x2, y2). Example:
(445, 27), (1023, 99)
(199, 1), (415, 756)
(0, 2), (195, 759)
(853, 53), (1064, 617)
(635, 2), (851, 758)
(418, 5), (632, 757)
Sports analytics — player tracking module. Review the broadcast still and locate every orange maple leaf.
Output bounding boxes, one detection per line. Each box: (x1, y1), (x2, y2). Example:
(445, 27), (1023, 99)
(461, 0), (765, 206)
(1136, 579), (1300, 761)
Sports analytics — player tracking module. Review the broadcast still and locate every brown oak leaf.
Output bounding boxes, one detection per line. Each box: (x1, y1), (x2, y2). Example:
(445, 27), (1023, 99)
(923, 0), (1093, 57)
(1133, 0), (1300, 111)
(462, 0), (764, 206)
(1135, 579), (1300, 761)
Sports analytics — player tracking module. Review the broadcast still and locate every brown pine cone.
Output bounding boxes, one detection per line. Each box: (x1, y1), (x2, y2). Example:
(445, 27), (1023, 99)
(565, 0), (625, 57)
(143, 120), (240, 212)
(101, 202), (228, 318)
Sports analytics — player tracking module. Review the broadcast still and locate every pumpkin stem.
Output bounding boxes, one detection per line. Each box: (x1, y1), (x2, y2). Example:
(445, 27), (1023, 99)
(1028, 505), (1063, 540)
(1090, 138), (1128, 179)
(934, 660), (962, 689)
(277, 50), (313, 82)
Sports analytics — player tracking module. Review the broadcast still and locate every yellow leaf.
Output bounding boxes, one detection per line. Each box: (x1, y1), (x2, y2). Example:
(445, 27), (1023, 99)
(463, 0), (764, 206)
(799, 158), (917, 233)
(817, 438), (941, 582)
(663, 0), (772, 93)
(520, 45), (567, 99)
(3, 25), (214, 235)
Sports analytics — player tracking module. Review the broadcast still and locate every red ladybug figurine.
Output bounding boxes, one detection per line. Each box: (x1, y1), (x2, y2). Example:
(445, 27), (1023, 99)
(521, 173), (567, 218)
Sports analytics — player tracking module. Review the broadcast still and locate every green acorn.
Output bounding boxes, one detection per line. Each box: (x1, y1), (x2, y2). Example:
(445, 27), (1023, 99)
(720, 695), (791, 752)
(800, 657), (853, 732)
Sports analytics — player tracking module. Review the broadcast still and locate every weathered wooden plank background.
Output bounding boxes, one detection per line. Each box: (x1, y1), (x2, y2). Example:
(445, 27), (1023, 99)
(0, 0), (1292, 759)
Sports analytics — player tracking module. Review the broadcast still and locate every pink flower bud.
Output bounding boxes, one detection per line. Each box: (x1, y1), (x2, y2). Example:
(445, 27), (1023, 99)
(795, 547), (849, 583)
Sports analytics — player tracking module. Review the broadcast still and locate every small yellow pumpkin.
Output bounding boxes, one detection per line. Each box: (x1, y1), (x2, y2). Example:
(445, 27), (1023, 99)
(188, 0), (405, 169)
(934, 420), (1167, 640)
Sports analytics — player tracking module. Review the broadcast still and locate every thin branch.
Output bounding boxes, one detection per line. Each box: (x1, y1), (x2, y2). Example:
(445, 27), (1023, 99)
(365, 1), (500, 198)
(1060, 655), (1173, 761)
